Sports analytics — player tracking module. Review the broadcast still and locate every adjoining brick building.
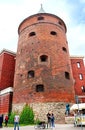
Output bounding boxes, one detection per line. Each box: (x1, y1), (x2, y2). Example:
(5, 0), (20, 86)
(71, 56), (85, 103)
(0, 6), (85, 122)
(0, 49), (16, 114)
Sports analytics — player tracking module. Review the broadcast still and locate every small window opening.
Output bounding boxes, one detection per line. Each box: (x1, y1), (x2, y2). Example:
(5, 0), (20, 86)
(28, 70), (34, 78)
(77, 62), (81, 68)
(62, 47), (67, 52)
(40, 55), (48, 62)
(66, 41), (68, 44)
(58, 21), (62, 25)
(20, 74), (23, 77)
(17, 73), (22, 76)
(29, 32), (36, 37)
(38, 16), (44, 20)
(81, 86), (85, 92)
(79, 74), (83, 80)
(36, 84), (44, 92)
(65, 72), (70, 79)
(50, 31), (57, 35)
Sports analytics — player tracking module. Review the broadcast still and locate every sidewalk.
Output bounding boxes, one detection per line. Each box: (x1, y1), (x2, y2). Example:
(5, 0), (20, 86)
(1, 124), (85, 130)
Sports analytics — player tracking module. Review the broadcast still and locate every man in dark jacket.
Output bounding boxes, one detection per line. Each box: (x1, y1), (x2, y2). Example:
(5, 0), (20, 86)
(47, 112), (51, 128)
(0, 114), (3, 128)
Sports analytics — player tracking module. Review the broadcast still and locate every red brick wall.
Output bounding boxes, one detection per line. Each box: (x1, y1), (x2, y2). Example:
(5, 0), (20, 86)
(13, 13), (75, 104)
(0, 93), (12, 114)
(71, 57), (85, 102)
(0, 51), (16, 90)
(0, 54), (3, 82)
(18, 13), (66, 34)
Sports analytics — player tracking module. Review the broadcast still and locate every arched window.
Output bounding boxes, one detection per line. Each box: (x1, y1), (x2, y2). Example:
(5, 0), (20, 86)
(36, 84), (44, 92)
(50, 31), (57, 35)
(40, 55), (48, 62)
(28, 70), (34, 78)
(29, 32), (36, 37)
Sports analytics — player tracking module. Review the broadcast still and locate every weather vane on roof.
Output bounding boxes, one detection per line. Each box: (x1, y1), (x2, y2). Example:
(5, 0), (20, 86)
(41, 3), (43, 8)
(38, 3), (45, 13)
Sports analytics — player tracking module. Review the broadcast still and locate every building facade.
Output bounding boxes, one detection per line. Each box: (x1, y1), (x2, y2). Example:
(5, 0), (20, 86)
(71, 56), (85, 103)
(0, 7), (85, 122)
(0, 49), (16, 114)
(12, 8), (74, 122)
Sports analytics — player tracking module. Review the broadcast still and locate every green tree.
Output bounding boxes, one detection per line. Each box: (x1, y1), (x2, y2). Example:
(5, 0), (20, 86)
(8, 112), (16, 124)
(20, 104), (34, 125)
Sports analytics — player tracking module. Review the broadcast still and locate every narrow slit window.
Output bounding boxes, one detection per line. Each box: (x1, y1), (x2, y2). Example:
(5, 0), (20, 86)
(65, 72), (70, 79)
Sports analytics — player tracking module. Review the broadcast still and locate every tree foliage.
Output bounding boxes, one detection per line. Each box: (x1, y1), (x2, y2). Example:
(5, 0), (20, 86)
(8, 112), (16, 124)
(8, 104), (34, 125)
(20, 104), (34, 124)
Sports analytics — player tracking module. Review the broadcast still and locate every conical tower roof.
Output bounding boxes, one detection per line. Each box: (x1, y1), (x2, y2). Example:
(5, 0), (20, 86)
(38, 4), (45, 13)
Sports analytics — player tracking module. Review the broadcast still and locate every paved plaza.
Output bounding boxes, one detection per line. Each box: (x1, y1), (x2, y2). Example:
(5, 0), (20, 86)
(1, 124), (85, 130)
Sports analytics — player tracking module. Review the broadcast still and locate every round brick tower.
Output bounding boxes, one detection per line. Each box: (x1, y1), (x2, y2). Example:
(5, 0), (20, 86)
(13, 6), (75, 122)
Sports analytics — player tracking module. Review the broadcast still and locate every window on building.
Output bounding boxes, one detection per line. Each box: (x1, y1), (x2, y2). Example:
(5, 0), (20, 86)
(62, 47), (67, 52)
(79, 74), (83, 80)
(65, 72), (70, 79)
(37, 16), (44, 20)
(36, 84), (44, 92)
(40, 55), (48, 62)
(66, 41), (68, 44)
(50, 31), (57, 35)
(29, 32), (36, 37)
(28, 70), (34, 78)
(77, 62), (81, 68)
(58, 21), (63, 26)
(20, 74), (23, 77)
(81, 86), (85, 92)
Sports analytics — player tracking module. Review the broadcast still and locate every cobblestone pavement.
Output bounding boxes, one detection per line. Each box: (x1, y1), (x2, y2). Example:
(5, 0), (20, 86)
(1, 124), (85, 130)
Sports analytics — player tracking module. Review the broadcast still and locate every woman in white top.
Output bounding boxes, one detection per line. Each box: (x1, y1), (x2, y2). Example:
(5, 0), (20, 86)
(14, 115), (20, 130)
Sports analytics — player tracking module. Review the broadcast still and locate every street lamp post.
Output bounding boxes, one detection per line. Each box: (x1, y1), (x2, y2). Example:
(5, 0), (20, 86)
(75, 95), (79, 114)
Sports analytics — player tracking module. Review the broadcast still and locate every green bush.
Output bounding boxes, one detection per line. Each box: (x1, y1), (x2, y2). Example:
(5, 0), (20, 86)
(20, 104), (34, 125)
(8, 112), (16, 124)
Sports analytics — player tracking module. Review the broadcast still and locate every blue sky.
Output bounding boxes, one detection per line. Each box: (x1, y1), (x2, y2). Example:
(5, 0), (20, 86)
(0, 0), (85, 56)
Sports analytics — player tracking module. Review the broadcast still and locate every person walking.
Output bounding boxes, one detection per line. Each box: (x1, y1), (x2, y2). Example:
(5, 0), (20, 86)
(4, 115), (9, 127)
(14, 114), (20, 130)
